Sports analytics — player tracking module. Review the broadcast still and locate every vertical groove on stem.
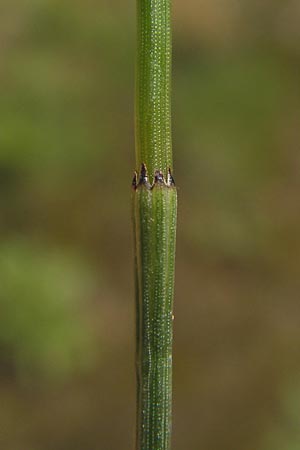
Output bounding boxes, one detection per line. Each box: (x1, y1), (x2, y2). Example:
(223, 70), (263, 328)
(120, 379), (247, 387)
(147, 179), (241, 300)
(133, 0), (176, 449)
(135, 0), (172, 179)
(133, 184), (177, 450)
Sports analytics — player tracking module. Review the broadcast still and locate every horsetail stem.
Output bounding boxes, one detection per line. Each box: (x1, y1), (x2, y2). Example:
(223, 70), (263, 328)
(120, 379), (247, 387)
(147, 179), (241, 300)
(135, 0), (172, 178)
(133, 1), (177, 450)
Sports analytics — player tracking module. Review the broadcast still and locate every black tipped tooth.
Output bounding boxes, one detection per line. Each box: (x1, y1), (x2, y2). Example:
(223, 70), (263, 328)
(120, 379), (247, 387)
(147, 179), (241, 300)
(140, 163), (148, 179)
(138, 163), (151, 188)
(167, 168), (175, 186)
(153, 169), (166, 186)
(132, 165), (176, 189)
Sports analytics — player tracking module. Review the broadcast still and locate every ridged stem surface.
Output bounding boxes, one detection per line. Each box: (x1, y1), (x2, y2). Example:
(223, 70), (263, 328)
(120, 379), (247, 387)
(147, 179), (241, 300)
(135, 0), (172, 178)
(133, 185), (177, 450)
(134, 0), (176, 449)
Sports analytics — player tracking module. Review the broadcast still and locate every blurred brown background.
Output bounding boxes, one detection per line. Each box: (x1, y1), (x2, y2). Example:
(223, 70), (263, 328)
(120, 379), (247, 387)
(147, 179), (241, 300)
(1, 0), (300, 449)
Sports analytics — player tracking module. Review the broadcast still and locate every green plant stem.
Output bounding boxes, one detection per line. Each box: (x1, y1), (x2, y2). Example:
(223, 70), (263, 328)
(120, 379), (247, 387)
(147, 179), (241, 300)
(133, 1), (176, 450)
(135, 0), (172, 178)
(133, 182), (177, 450)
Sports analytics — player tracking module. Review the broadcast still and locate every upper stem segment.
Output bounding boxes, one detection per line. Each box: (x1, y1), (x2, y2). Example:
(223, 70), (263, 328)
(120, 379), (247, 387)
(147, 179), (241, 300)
(135, 0), (172, 178)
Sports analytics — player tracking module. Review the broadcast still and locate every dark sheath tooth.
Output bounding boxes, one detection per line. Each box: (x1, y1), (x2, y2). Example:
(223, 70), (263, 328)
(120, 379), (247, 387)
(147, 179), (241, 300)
(138, 163), (151, 189)
(153, 169), (166, 186)
(133, 165), (176, 189)
(140, 163), (147, 181)
(167, 168), (175, 186)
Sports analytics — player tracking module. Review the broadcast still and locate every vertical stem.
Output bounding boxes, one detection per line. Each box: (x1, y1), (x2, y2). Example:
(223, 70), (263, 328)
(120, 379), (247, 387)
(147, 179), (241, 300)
(133, 183), (176, 450)
(135, 0), (172, 179)
(133, 1), (176, 450)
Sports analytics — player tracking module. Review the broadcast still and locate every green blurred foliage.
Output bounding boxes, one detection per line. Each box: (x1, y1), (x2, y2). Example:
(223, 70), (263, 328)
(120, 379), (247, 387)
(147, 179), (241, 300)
(0, 238), (96, 380)
(1, 0), (300, 449)
(262, 382), (300, 450)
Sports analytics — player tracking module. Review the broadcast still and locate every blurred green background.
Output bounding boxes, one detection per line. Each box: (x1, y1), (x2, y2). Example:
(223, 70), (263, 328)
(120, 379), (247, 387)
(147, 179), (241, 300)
(1, 0), (300, 449)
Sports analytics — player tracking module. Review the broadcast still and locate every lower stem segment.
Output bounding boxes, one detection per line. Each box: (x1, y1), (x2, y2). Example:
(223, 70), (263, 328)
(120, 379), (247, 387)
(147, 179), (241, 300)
(133, 181), (177, 450)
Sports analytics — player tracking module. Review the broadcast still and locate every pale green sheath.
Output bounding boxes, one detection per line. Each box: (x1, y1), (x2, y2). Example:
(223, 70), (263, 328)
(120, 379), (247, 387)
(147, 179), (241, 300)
(132, 169), (177, 450)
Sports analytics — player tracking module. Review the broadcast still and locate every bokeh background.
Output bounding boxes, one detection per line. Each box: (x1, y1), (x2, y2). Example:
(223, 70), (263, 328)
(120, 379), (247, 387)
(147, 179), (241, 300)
(1, 0), (300, 449)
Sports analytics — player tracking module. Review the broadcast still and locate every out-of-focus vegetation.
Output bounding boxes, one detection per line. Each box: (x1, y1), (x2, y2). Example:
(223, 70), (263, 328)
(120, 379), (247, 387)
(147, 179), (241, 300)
(1, 0), (300, 449)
